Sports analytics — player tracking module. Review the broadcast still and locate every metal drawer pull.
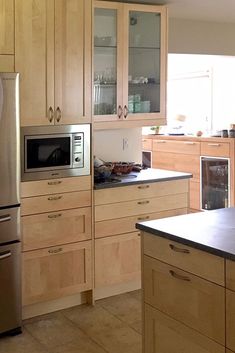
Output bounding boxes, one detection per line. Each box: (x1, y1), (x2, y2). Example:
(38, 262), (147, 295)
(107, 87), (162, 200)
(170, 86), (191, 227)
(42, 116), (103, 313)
(138, 185), (150, 189)
(169, 270), (191, 282)
(156, 140), (166, 143)
(48, 196), (62, 201)
(123, 105), (129, 119)
(48, 213), (62, 219)
(137, 216), (150, 221)
(55, 106), (62, 122)
(184, 142), (195, 145)
(169, 244), (190, 254)
(138, 201), (150, 205)
(137, 232), (141, 237)
(208, 143), (220, 146)
(0, 214), (11, 223)
(48, 181), (62, 185)
(48, 247), (63, 254)
(118, 105), (123, 119)
(48, 106), (54, 123)
(0, 251), (11, 260)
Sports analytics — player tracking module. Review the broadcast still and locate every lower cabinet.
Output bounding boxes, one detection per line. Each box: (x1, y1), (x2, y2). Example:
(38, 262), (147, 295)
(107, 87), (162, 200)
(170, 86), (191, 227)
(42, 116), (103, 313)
(22, 240), (92, 305)
(226, 289), (235, 351)
(144, 304), (225, 353)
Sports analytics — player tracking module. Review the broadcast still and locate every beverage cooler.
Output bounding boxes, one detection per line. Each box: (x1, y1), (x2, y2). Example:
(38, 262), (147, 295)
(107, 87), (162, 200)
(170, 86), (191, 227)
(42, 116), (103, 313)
(200, 156), (230, 210)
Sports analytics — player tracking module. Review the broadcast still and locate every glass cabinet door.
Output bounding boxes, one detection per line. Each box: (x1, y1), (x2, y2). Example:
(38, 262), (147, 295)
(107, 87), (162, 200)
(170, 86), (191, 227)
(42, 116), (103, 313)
(93, 3), (122, 121)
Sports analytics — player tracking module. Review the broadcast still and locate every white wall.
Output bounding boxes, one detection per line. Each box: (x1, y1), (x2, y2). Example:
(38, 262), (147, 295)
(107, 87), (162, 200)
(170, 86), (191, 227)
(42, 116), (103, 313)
(94, 128), (142, 163)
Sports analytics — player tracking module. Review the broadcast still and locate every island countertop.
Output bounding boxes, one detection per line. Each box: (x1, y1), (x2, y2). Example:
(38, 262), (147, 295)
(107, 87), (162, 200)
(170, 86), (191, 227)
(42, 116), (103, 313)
(136, 207), (235, 261)
(94, 168), (192, 190)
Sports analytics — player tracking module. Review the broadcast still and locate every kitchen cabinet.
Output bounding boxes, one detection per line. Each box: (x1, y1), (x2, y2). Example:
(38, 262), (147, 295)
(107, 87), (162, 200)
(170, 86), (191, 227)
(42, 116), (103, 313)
(15, 0), (92, 126)
(0, 0), (14, 55)
(93, 1), (167, 129)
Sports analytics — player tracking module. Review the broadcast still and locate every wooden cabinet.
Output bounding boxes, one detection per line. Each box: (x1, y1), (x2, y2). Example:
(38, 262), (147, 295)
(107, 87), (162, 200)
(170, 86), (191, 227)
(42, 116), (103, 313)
(93, 1), (167, 129)
(0, 0), (14, 72)
(226, 260), (235, 352)
(142, 138), (152, 151)
(201, 141), (230, 158)
(15, 0), (91, 126)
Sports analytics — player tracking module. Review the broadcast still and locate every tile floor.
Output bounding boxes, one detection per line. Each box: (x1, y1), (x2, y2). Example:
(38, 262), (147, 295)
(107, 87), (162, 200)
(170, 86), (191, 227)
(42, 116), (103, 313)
(0, 291), (142, 353)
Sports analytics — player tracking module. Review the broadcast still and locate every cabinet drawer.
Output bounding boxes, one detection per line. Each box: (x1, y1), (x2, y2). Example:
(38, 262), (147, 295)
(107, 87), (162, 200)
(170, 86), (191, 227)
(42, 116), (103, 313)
(143, 233), (224, 285)
(95, 193), (188, 221)
(226, 260), (235, 291)
(226, 289), (235, 351)
(95, 179), (188, 205)
(142, 138), (152, 150)
(95, 232), (140, 288)
(21, 190), (91, 216)
(22, 207), (91, 251)
(201, 141), (230, 157)
(144, 304), (225, 353)
(144, 256), (225, 345)
(190, 180), (200, 210)
(95, 208), (187, 239)
(21, 176), (91, 197)
(153, 139), (200, 155)
(153, 151), (200, 179)
(22, 240), (92, 306)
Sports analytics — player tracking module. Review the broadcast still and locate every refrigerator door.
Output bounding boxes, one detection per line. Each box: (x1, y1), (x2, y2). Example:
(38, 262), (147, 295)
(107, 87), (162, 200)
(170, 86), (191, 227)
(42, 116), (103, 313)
(0, 207), (20, 245)
(0, 241), (21, 334)
(0, 73), (20, 208)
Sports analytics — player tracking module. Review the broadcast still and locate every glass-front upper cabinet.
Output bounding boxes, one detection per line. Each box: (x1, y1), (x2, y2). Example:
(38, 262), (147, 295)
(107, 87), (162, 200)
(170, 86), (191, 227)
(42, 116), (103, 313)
(93, 2), (167, 128)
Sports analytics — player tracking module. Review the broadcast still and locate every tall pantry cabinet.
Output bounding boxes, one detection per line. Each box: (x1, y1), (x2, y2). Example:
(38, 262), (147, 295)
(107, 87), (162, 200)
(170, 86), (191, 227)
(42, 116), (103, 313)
(15, 0), (92, 126)
(0, 0), (14, 71)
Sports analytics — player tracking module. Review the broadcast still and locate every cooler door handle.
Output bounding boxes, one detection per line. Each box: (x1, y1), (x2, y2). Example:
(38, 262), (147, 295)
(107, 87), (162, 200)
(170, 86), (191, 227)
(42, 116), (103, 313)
(0, 215), (11, 223)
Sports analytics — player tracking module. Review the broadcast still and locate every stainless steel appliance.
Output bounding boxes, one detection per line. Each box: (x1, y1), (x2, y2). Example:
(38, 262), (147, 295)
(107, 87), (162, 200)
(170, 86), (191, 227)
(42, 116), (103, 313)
(21, 124), (91, 181)
(0, 73), (21, 335)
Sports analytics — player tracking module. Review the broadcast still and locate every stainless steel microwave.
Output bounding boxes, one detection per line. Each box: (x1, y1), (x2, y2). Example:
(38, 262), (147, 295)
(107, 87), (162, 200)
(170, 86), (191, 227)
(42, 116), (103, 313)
(21, 124), (91, 181)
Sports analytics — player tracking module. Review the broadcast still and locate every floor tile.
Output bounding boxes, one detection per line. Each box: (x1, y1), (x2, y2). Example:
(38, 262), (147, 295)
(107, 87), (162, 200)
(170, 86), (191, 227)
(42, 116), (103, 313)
(24, 311), (83, 348)
(0, 329), (47, 353)
(130, 320), (142, 334)
(129, 290), (141, 302)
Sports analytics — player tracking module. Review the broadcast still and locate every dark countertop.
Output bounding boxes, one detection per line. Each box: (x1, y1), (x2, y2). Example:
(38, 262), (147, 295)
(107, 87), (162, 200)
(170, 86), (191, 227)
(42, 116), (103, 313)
(94, 168), (192, 190)
(136, 207), (235, 261)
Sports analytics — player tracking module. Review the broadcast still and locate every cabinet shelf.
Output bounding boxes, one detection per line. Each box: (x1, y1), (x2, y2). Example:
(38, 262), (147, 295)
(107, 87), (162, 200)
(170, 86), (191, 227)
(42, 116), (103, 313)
(129, 46), (160, 50)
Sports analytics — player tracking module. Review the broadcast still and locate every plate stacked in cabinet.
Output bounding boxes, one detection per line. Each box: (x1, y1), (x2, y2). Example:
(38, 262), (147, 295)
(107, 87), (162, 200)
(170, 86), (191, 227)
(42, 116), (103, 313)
(21, 176), (92, 310)
(94, 179), (189, 299)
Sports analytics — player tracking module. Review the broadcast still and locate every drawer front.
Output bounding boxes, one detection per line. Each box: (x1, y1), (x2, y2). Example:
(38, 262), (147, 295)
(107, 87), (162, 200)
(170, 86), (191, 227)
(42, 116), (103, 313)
(201, 141), (230, 157)
(226, 289), (235, 351)
(190, 180), (200, 210)
(143, 233), (224, 285)
(95, 193), (188, 221)
(95, 208), (187, 239)
(152, 152), (200, 179)
(21, 176), (91, 197)
(153, 139), (200, 155)
(95, 179), (189, 205)
(22, 241), (92, 306)
(142, 138), (152, 150)
(22, 207), (92, 251)
(95, 232), (140, 287)
(226, 259), (235, 291)
(144, 256), (225, 345)
(21, 190), (91, 216)
(145, 304), (225, 353)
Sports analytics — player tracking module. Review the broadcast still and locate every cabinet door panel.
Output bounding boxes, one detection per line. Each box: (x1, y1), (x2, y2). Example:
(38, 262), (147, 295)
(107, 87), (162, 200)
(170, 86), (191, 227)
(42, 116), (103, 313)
(15, 0), (54, 126)
(0, 55), (14, 72)
(190, 179), (200, 210)
(145, 304), (225, 353)
(23, 241), (92, 305)
(95, 232), (140, 287)
(226, 289), (235, 351)
(0, 0), (14, 54)
(144, 256), (225, 345)
(152, 139), (200, 155)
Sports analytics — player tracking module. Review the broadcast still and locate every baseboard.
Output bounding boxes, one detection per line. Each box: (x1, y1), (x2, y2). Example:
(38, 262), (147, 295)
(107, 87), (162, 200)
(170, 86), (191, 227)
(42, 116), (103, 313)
(94, 280), (141, 301)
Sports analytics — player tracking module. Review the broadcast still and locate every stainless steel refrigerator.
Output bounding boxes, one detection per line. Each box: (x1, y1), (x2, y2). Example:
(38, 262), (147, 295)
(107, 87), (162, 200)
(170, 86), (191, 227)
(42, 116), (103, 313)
(0, 73), (21, 335)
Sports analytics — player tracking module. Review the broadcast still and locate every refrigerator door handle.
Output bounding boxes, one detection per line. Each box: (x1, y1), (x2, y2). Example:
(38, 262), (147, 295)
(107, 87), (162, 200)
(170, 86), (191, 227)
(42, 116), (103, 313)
(0, 251), (11, 260)
(0, 214), (11, 223)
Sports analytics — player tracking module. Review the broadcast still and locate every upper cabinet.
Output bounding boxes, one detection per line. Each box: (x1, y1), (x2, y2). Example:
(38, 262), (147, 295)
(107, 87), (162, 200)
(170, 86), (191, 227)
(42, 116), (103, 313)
(15, 0), (92, 126)
(93, 1), (167, 129)
(0, 0), (14, 72)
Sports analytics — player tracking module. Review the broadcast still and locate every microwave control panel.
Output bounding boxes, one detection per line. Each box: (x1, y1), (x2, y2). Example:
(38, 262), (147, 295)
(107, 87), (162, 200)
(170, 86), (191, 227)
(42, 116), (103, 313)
(72, 133), (84, 168)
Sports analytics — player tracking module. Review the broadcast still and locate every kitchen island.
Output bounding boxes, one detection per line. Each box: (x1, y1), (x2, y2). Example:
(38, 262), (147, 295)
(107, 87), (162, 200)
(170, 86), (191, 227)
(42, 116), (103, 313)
(137, 207), (235, 353)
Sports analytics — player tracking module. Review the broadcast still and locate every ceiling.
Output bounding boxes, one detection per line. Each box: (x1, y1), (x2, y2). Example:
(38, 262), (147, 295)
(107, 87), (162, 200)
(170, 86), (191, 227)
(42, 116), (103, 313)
(113, 0), (235, 23)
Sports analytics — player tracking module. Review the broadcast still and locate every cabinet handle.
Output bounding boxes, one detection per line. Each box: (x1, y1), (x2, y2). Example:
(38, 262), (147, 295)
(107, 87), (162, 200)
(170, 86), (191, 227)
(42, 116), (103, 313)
(138, 200), (150, 205)
(48, 106), (54, 123)
(48, 247), (63, 254)
(169, 243), (190, 254)
(48, 195), (62, 201)
(47, 181), (62, 186)
(156, 140), (166, 143)
(169, 270), (191, 282)
(48, 213), (62, 219)
(137, 215), (150, 221)
(55, 106), (62, 122)
(0, 251), (11, 260)
(123, 105), (129, 119)
(208, 143), (220, 147)
(184, 142), (195, 145)
(118, 105), (123, 119)
(138, 185), (150, 189)
(0, 214), (11, 223)
(137, 232), (141, 237)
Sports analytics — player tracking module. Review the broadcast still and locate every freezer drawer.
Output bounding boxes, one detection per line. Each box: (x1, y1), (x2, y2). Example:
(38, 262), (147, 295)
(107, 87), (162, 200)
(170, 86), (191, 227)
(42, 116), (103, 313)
(0, 242), (21, 334)
(0, 207), (20, 245)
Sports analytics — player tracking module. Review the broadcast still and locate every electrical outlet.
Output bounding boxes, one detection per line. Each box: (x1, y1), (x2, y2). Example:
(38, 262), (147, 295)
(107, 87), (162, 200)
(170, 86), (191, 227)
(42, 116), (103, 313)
(123, 138), (129, 150)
